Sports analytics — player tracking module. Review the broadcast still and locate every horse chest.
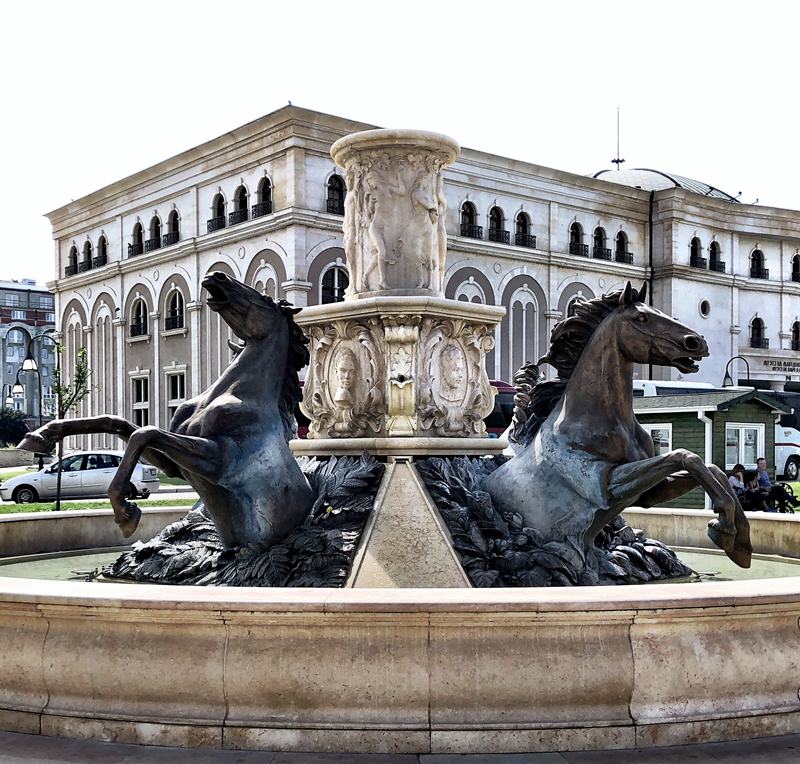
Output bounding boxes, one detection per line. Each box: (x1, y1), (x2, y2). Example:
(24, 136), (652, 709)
(176, 397), (251, 437)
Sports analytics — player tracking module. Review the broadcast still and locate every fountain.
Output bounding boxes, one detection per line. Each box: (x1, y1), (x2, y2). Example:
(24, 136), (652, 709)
(0, 129), (799, 755)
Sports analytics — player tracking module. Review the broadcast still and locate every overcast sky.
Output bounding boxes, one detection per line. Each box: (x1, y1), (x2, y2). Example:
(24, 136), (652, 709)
(2, 1), (798, 287)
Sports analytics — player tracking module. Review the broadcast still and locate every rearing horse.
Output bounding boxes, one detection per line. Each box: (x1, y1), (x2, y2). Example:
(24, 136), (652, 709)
(485, 282), (752, 568)
(18, 273), (314, 549)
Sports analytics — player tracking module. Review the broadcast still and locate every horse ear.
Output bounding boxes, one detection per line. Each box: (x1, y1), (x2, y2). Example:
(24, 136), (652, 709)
(638, 281), (648, 303)
(618, 281), (635, 305)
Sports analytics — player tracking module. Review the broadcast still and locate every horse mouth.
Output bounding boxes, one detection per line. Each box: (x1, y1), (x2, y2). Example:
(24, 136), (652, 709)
(673, 355), (704, 373)
(202, 280), (230, 309)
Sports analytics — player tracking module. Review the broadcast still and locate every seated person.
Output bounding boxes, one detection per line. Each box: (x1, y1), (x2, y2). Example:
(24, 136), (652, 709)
(729, 464), (769, 512)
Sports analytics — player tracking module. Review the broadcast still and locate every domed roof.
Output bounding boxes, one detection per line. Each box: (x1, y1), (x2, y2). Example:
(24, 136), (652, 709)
(592, 168), (740, 203)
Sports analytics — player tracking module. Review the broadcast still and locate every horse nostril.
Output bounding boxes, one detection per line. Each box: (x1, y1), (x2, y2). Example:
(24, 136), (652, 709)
(684, 335), (703, 352)
(213, 272), (227, 281)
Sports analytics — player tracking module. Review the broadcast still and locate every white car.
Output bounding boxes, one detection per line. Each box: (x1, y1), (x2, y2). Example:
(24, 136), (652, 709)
(0, 450), (160, 504)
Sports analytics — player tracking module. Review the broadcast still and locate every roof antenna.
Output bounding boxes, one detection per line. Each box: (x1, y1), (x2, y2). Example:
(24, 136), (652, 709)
(611, 107), (625, 170)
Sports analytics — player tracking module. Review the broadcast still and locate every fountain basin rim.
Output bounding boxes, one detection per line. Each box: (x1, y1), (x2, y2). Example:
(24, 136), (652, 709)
(331, 128), (460, 166)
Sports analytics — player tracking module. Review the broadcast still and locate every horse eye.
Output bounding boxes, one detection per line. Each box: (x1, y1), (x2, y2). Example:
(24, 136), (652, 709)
(636, 313), (648, 323)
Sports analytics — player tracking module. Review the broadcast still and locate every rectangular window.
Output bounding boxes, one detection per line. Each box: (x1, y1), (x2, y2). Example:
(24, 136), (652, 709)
(725, 423), (764, 470)
(646, 423), (672, 457)
(4, 294), (19, 307)
(166, 371), (186, 421)
(45, 312), (55, 322)
(11, 310), (25, 320)
(132, 376), (149, 427)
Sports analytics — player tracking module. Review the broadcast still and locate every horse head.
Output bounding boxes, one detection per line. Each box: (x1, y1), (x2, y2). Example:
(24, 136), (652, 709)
(614, 282), (708, 373)
(202, 271), (298, 343)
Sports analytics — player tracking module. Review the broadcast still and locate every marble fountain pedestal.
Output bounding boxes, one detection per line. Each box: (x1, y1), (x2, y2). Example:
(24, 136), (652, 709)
(291, 129), (505, 586)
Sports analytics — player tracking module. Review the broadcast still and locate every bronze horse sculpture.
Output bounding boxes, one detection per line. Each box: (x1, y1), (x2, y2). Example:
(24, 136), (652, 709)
(19, 272), (313, 549)
(486, 282), (752, 568)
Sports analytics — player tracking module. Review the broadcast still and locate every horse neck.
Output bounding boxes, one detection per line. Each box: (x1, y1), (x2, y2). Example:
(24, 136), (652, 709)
(560, 316), (634, 430)
(210, 330), (287, 405)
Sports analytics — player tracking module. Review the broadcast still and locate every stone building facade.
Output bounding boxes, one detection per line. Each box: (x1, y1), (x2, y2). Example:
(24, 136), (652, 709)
(0, 279), (56, 425)
(45, 106), (800, 449)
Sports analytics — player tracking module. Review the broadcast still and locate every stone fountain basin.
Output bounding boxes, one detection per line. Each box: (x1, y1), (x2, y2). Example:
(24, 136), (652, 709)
(0, 506), (799, 754)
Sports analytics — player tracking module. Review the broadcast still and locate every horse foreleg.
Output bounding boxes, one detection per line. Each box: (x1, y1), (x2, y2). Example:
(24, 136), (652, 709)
(108, 426), (221, 537)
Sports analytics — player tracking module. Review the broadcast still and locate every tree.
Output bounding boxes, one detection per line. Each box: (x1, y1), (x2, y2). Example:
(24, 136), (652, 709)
(0, 408), (28, 447)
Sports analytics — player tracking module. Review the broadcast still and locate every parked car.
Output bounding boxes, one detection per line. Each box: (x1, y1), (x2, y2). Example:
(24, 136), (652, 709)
(0, 450), (160, 504)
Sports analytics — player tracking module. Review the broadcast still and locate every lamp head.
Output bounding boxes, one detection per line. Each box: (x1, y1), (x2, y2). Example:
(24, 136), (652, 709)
(22, 355), (37, 372)
(11, 383), (24, 395)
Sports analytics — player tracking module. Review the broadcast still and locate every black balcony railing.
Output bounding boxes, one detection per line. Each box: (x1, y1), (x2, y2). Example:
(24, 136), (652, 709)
(710, 259), (727, 273)
(252, 201), (272, 218)
(569, 242), (589, 257)
(129, 322), (148, 338)
(750, 267), (769, 279)
(593, 246), (611, 260)
(64, 264), (78, 277)
(162, 231), (179, 248)
(164, 313), (184, 331)
(326, 198), (345, 215)
(750, 337), (769, 349)
(460, 224), (483, 239)
(144, 237), (161, 253)
(690, 254), (707, 268)
(92, 254), (108, 268)
(78, 261), (92, 273)
(792, 339), (800, 351)
(207, 216), (226, 233)
(515, 233), (537, 248)
(128, 242), (144, 258)
(488, 228), (510, 244)
(229, 208), (249, 226)
(615, 251), (634, 264)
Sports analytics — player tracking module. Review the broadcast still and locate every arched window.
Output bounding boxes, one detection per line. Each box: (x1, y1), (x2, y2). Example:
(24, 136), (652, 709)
(80, 241), (93, 272)
(793, 254), (800, 283)
(129, 223), (144, 257)
(689, 237), (705, 268)
(130, 298), (148, 337)
(208, 194), (226, 233)
(614, 231), (632, 264)
(163, 211), (180, 247)
(488, 207), (508, 244)
(460, 202), (481, 239)
(96, 235), (108, 267)
(792, 321), (800, 351)
(750, 249), (768, 279)
(165, 289), (185, 331)
(230, 186), (249, 225)
(326, 175), (345, 215)
(515, 213), (535, 248)
(592, 227), (609, 260)
(708, 241), (725, 273)
(254, 177), (272, 218)
(6, 328), (27, 363)
(750, 317), (767, 349)
(454, 276), (486, 304)
(321, 265), (349, 304)
(66, 245), (78, 276)
(569, 223), (586, 256)
(508, 285), (538, 378)
(146, 216), (162, 253)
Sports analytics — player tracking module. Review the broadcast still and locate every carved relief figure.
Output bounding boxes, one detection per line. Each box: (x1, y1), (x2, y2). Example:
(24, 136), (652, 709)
(438, 343), (467, 402)
(333, 346), (357, 404)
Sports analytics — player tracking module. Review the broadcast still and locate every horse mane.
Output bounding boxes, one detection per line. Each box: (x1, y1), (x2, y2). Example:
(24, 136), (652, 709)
(276, 299), (310, 442)
(510, 287), (631, 449)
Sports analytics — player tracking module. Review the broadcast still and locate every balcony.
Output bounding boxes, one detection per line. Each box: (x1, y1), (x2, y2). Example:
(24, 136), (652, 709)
(690, 254), (707, 269)
(488, 228), (510, 244)
(750, 337), (769, 349)
(129, 322), (148, 338)
(460, 224), (483, 240)
(207, 216), (226, 233)
(164, 313), (184, 331)
(592, 246), (611, 261)
(569, 242), (589, 257)
(326, 198), (345, 215)
(78, 261), (92, 273)
(515, 233), (537, 248)
(615, 251), (634, 264)
(750, 267), (769, 280)
(144, 237), (161, 253)
(162, 231), (179, 248)
(710, 259), (726, 273)
(64, 264), (78, 277)
(229, 208), (249, 226)
(792, 340), (800, 351)
(128, 242), (144, 258)
(252, 200), (272, 219)
(92, 254), (108, 268)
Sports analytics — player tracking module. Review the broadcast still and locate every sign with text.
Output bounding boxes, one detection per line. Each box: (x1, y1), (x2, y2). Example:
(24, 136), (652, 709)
(763, 358), (800, 373)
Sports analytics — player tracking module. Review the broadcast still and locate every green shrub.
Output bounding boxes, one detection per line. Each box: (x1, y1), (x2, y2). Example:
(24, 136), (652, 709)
(0, 409), (29, 447)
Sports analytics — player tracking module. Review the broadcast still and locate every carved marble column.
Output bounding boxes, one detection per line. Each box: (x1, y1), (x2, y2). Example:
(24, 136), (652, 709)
(295, 130), (506, 457)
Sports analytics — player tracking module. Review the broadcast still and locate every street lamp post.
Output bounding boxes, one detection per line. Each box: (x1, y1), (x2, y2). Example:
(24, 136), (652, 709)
(722, 355), (752, 388)
(20, 333), (61, 510)
(1, 383), (13, 408)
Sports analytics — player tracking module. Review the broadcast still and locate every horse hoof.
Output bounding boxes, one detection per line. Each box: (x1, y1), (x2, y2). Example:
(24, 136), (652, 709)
(707, 521), (735, 553)
(17, 433), (50, 453)
(117, 503), (142, 538)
